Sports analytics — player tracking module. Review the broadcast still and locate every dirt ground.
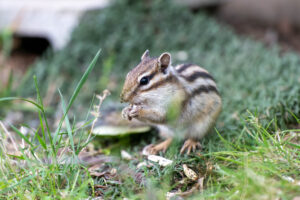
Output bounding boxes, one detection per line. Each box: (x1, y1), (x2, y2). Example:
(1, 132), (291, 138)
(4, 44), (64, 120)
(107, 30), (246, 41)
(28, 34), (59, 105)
(217, 0), (300, 54)
(0, 50), (37, 87)
(218, 15), (300, 54)
(0, 36), (45, 87)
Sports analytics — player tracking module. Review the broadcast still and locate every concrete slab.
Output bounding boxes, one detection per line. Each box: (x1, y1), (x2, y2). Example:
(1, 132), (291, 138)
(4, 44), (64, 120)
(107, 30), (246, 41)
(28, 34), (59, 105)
(0, 0), (110, 50)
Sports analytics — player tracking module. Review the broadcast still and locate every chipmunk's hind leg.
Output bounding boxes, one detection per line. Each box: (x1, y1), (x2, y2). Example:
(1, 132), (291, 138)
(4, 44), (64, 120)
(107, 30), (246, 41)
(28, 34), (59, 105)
(145, 125), (174, 155)
(180, 139), (202, 155)
(148, 138), (173, 155)
(180, 116), (214, 155)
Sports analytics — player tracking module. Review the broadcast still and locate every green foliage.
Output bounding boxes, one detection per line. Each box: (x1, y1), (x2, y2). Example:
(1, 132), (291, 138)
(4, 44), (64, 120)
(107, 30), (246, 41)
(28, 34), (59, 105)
(195, 112), (300, 200)
(0, 50), (101, 198)
(0, 28), (13, 57)
(0, 29), (14, 109)
(166, 94), (183, 124)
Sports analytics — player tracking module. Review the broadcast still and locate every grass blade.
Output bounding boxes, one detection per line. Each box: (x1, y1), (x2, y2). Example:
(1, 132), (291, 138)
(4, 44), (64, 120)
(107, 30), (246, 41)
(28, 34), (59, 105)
(10, 125), (34, 148)
(0, 97), (43, 111)
(38, 111), (47, 149)
(33, 76), (54, 152)
(53, 49), (101, 146)
(58, 89), (75, 155)
(35, 127), (47, 150)
(0, 174), (36, 194)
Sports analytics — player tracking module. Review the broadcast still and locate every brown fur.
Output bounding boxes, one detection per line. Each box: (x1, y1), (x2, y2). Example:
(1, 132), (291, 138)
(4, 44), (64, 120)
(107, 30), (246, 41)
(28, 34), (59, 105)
(121, 57), (158, 102)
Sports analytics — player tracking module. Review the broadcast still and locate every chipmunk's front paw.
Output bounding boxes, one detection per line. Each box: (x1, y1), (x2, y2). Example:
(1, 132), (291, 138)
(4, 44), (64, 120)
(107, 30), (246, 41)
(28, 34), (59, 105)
(122, 104), (141, 121)
(129, 104), (141, 118)
(122, 106), (131, 120)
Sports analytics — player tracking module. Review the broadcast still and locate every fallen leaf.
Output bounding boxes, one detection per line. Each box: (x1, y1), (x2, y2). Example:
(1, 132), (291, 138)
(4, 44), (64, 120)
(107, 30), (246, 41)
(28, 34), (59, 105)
(137, 161), (150, 169)
(147, 155), (173, 167)
(166, 191), (183, 200)
(183, 164), (198, 181)
(89, 171), (106, 177)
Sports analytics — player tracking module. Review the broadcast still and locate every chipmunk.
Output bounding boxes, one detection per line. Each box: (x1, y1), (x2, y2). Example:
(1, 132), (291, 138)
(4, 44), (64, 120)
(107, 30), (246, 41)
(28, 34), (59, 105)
(120, 50), (222, 154)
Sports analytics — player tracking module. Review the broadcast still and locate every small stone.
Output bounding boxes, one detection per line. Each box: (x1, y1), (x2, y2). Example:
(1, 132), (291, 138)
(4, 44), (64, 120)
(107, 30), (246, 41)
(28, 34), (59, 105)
(137, 161), (149, 169)
(147, 155), (173, 167)
(121, 150), (133, 160)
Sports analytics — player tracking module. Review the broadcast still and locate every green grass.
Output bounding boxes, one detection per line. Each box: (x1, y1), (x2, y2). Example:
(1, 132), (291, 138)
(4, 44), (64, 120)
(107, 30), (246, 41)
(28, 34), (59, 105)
(0, 50), (101, 199)
(0, 0), (299, 199)
(98, 119), (299, 200)
(0, 28), (14, 108)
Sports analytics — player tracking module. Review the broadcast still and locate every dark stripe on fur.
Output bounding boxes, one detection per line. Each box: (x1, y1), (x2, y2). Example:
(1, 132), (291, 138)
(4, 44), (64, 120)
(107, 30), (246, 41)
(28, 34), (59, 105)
(126, 71), (159, 101)
(182, 85), (219, 109)
(142, 75), (174, 92)
(182, 71), (215, 82)
(147, 71), (156, 81)
(191, 85), (219, 96)
(177, 63), (193, 73)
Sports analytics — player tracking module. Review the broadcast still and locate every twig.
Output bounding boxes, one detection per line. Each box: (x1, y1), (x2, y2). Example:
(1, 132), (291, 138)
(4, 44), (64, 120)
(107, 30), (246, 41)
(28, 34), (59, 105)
(60, 90), (110, 161)
(180, 177), (204, 197)
(86, 89), (110, 143)
(0, 120), (18, 152)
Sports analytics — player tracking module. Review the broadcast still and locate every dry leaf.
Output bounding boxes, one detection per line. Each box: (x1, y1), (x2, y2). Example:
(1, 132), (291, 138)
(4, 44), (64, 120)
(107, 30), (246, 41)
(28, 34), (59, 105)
(166, 191), (183, 200)
(137, 161), (147, 168)
(198, 177), (204, 192)
(183, 164), (198, 181)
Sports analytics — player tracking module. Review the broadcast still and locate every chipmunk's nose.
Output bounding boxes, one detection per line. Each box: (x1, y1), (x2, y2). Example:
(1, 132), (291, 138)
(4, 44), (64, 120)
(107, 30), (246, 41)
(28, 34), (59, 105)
(121, 90), (132, 103)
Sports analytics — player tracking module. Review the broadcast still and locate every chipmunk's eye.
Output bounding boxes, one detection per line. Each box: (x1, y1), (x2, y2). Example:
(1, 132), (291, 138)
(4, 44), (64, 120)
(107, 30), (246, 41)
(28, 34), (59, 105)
(140, 76), (149, 85)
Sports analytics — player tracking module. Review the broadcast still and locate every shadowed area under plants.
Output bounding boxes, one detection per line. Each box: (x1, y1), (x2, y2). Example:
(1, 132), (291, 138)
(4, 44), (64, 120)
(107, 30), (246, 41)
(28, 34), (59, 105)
(0, 0), (299, 199)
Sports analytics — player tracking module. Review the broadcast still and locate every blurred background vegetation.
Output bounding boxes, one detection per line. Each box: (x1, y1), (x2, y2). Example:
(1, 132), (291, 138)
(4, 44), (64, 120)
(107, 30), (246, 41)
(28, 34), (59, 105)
(17, 0), (300, 132)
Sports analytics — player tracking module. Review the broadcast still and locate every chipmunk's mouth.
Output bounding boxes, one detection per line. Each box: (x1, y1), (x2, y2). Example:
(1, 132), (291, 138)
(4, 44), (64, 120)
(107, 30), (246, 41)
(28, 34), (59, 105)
(131, 97), (145, 106)
(132, 101), (143, 106)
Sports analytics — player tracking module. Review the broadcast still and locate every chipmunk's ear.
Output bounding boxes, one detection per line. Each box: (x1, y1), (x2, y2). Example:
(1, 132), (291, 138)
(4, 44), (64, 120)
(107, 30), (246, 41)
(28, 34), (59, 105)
(158, 52), (171, 72)
(141, 49), (150, 60)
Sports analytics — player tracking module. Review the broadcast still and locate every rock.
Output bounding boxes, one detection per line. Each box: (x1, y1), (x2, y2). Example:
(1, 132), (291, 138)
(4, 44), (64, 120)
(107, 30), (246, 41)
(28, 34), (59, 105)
(121, 150), (133, 160)
(147, 155), (173, 167)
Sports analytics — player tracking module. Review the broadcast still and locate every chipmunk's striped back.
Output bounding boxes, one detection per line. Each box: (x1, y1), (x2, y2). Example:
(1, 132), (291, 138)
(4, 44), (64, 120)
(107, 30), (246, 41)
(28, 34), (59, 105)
(174, 63), (219, 103)
(171, 63), (222, 139)
(175, 64), (218, 93)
